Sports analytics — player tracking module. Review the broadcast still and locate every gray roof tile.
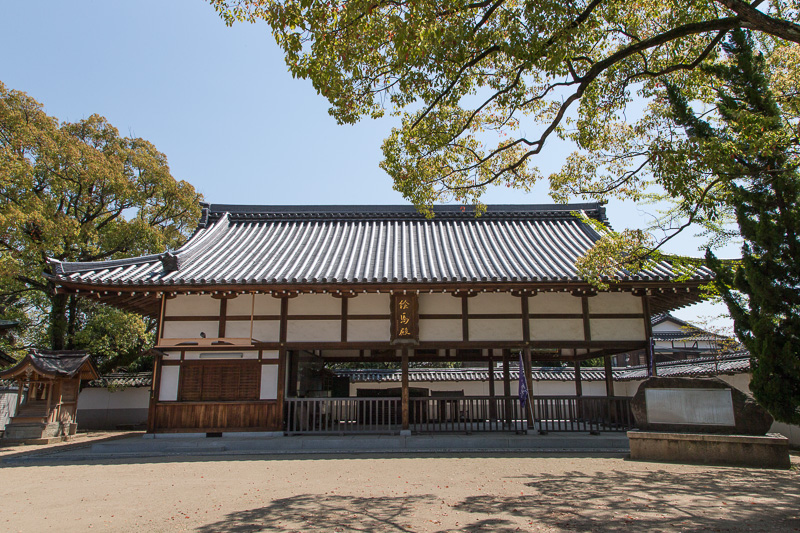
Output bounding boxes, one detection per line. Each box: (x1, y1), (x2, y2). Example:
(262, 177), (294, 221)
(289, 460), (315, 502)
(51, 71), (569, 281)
(50, 204), (714, 287)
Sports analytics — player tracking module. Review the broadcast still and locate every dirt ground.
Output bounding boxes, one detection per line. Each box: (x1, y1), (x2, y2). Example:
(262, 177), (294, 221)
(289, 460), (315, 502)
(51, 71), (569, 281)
(0, 447), (798, 533)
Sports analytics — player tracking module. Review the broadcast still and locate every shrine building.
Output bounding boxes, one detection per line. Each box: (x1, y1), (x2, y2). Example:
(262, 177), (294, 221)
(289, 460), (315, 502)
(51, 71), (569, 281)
(47, 203), (711, 435)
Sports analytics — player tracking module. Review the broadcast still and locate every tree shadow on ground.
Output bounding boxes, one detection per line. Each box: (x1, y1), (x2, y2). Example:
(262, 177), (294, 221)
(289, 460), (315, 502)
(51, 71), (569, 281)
(195, 467), (799, 532)
(196, 494), (437, 533)
(453, 467), (800, 531)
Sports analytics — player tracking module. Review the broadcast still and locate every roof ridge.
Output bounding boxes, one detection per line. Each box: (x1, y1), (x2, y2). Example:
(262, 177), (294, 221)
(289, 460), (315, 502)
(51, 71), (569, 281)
(200, 203), (608, 225)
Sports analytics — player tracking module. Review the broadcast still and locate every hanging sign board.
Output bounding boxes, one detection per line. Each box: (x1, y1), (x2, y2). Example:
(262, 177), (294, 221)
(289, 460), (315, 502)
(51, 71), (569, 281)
(391, 293), (418, 343)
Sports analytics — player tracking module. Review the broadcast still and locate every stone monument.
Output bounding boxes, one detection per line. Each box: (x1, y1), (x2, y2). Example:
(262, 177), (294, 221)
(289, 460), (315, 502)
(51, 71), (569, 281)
(627, 376), (790, 469)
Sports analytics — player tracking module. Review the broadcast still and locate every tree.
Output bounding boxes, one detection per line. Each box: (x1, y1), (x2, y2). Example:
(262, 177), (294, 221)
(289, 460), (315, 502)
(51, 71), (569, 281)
(0, 81), (201, 364)
(208, 1), (799, 217)
(666, 30), (800, 423)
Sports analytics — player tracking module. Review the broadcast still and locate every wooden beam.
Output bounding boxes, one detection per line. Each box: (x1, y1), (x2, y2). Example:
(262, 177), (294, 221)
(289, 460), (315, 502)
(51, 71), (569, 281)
(401, 347), (409, 431)
(218, 298), (228, 338)
(523, 346), (533, 429)
(521, 295), (531, 344)
(642, 294), (657, 377)
(488, 351), (496, 420)
(604, 355), (615, 397)
(582, 296), (592, 342)
(503, 349), (511, 428)
(279, 297), (288, 345)
(341, 296), (348, 342)
(573, 361), (583, 397)
(461, 295), (469, 341)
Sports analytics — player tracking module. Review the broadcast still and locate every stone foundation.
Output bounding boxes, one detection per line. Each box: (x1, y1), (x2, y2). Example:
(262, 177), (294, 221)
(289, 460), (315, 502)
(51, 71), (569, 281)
(628, 430), (790, 469)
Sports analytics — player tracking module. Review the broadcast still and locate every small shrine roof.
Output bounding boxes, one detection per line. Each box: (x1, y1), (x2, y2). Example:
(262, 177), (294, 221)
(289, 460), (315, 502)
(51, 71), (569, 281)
(0, 349), (99, 381)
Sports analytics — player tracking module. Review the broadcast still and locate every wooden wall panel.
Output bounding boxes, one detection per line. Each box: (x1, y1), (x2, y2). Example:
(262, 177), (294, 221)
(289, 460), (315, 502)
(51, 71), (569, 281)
(153, 401), (281, 432)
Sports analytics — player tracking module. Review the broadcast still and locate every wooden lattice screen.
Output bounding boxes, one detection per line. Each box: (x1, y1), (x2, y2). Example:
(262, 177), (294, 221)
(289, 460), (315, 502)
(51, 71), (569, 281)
(179, 362), (260, 402)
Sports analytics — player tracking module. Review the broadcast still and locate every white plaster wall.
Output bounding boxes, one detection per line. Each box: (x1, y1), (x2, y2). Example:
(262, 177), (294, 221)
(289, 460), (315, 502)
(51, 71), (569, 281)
(290, 294), (341, 315)
(162, 321), (219, 339)
(165, 295), (220, 317)
(252, 321), (281, 342)
(419, 319), (462, 341)
(184, 350), (259, 360)
(529, 293), (581, 314)
(529, 319), (584, 341)
(348, 320), (391, 342)
(159, 366), (180, 401)
(161, 351), (181, 361)
(469, 293), (520, 314)
(253, 294), (282, 315)
(590, 318), (646, 341)
(262, 350), (280, 360)
(588, 293), (643, 314)
(287, 320), (340, 342)
(227, 294), (254, 316)
(419, 293), (461, 314)
(469, 319), (523, 341)
(652, 320), (683, 333)
(260, 365), (279, 400)
(78, 387), (150, 410)
(0, 388), (19, 432)
(226, 320), (254, 339)
(350, 379), (609, 397)
(349, 293), (390, 315)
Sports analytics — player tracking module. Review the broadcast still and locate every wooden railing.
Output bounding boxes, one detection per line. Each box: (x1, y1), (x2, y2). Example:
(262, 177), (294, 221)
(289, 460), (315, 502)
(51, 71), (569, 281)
(284, 395), (633, 435)
(409, 396), (526, 432)
(533, 396), (634, 433)
(285, 397), (402, 434)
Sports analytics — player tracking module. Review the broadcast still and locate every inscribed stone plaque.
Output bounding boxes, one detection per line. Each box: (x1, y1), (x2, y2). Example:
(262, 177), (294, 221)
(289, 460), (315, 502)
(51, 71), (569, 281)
(645, 388), (735, 426)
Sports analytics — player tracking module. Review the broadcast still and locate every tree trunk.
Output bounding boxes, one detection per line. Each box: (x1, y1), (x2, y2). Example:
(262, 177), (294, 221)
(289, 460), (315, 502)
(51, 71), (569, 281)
(66, 295), (78, 349)
(49, 290), (68, 350)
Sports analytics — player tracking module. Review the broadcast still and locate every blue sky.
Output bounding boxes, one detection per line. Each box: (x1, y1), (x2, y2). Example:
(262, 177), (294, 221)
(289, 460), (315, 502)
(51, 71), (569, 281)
(1, 1), (731, 327)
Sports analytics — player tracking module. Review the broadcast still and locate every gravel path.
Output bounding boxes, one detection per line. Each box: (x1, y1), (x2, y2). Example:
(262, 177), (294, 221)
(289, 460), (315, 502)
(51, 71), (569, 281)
(1, 451), (798, 532)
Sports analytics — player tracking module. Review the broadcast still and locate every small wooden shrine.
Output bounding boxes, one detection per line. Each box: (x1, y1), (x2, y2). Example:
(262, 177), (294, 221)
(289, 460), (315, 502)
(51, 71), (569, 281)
(0, 349), (99, 442)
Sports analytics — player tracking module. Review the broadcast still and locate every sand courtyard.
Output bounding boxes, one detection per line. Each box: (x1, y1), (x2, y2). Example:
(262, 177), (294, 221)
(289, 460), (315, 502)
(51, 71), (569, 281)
(1, 445), (798, 532)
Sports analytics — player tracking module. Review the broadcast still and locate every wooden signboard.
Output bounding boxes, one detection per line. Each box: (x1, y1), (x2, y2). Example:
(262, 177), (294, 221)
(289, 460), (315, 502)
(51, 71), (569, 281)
(391, 293), (418, 343)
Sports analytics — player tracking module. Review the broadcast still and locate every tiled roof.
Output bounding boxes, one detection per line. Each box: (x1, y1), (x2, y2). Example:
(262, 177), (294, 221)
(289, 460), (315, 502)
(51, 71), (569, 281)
(0, 349), (99, 380)
(49, 203), (714, 287)
(336, 366), (620, 383)
(336, 353), (752, 384)
(86, 372), (153, 388)
(617, 353), (751, 381)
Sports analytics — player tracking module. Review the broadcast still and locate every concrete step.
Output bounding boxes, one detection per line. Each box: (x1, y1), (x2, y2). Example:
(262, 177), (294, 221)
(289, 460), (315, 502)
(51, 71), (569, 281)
(88, 432), (630, 457)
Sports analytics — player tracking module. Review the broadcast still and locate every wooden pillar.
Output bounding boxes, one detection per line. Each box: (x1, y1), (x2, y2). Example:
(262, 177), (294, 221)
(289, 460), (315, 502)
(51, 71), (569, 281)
(488, 351), (496, 421)
(15, 379), (23, 411)
(573, 361), (583, 397)
(641, 293), (657, 376)
(44, 381), (52, 422)
(503, 349), (511, 427)
(401, 347), (409, 431)
(523, 346), (534, 429)
(277, 347), (287, 430)
(147, 352), (163, 433)
(604, 355), (615, 397)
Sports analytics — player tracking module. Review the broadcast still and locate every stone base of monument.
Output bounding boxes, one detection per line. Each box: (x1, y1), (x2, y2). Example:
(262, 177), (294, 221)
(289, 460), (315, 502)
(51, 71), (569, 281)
(628, 430), (790, 469)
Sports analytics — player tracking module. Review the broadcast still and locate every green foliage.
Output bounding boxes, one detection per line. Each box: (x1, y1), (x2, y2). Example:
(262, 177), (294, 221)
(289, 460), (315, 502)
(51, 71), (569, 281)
(207, 0), (800, 215)
(73, 305), (154, 373)
(0, 81), (201, 361)
(669, 30), (800, 424)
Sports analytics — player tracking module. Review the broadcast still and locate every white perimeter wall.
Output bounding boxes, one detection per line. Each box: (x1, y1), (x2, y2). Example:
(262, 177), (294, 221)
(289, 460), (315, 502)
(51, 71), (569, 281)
(350, 379), (607, 397)
(0, 387), (19, 432)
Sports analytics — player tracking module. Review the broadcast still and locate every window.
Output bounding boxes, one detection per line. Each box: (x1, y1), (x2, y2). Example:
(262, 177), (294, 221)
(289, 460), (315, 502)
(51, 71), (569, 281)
(179, 361), (260, 401)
